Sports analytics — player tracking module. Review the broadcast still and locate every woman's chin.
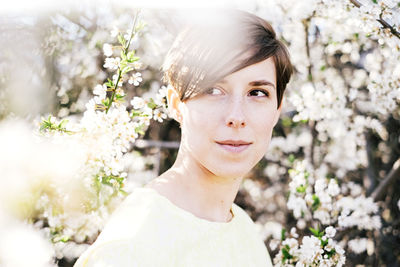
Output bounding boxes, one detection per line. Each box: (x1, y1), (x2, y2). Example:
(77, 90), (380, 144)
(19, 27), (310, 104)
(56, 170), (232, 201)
(208, 166), (251, 180)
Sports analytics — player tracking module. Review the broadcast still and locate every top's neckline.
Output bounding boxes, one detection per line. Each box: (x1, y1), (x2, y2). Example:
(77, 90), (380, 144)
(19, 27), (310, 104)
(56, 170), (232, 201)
(135, 187), (238, 227)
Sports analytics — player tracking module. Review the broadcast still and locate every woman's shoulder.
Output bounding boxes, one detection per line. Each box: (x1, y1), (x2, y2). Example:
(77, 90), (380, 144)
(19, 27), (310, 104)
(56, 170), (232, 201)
(73, 238), (168, 267)
(73, 188), (177, 267)
(94, 187), (167, 242)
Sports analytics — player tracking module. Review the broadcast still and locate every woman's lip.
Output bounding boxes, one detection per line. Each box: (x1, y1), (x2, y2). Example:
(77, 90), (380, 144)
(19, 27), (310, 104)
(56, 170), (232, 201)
(216, 143), (251, 153)
(216, 140), (252, 145)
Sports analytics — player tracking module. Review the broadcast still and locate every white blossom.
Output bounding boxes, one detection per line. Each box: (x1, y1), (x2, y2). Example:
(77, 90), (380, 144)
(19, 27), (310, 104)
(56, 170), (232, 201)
(102, 43), (113, 57)
(325, 226), (336, 238)
(132, 61), (142, 70)
(103, 57), (120, 70)
(110, 26), (119, 37)
(130, 96), (145, 110)
(153, 109), (167, 123)
(298, 236), (323, 263)
(327, 179), (340, 197)
(128, 72), (143, 86)
(93, 84), (107, 100)
(348, 238), (368, 254)
(337, 196), (381, 230)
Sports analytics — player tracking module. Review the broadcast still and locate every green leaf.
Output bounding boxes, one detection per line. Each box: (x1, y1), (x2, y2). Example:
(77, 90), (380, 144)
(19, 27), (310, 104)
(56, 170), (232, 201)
(281, 228), (286, 241)
(102, 98), (110, 107)
(59, 235), (70, 242)
(281, 245), (293, 261)
(296, 185), (306, 193)
(131, 110), (142, 117)
(311, 194), (321, 211)
(130, 56), (140, 62)
(117, 34), (126, 46)
(147, 98), (157, 109)
(58, 119), (69, 129)
(53, 235), (70, 243)
(326, 248), (336, 258)
(309, 226), (320, 237)
(127, 50), (135, 60)
(105, 78), (114, 88)
(121, 50), (127, 60)
(135, 21), (146, 31)
(115, 94), (124, 100)
(135, 124), (145, 135)
(121, 66), (133, 74)
(288, 154), (295, 163)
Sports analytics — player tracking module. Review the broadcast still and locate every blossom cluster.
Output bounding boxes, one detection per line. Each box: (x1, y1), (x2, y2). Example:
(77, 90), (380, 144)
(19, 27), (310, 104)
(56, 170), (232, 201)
(37, 16), (169, 246)
(286, 160), (381, 231)
(272, 226), (346, 267)
(0, 14), (170, 265)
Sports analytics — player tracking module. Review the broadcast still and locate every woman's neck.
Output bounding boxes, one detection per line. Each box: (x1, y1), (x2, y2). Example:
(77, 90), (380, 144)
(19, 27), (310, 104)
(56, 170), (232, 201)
(145, 149), (243, 223)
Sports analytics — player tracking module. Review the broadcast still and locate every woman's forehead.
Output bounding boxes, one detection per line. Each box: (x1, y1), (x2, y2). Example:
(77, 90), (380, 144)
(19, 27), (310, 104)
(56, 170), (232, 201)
(217, 58), (277, 87)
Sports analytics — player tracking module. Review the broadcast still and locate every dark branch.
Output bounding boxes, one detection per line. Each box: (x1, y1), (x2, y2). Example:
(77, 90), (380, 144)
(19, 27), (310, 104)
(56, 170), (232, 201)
(371, 158), (400, 201)
(302, 16), (318, 166)
(365, 131), (379, 195)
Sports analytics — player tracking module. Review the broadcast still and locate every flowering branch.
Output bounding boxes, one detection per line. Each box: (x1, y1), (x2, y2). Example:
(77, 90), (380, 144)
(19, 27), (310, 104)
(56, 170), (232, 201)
(106, 10), (140, 113)
(349, 0), (400, 39)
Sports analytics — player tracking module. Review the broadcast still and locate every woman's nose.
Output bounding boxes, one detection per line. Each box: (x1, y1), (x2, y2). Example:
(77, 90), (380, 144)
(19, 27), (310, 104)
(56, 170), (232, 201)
(225, 99), (246, 128)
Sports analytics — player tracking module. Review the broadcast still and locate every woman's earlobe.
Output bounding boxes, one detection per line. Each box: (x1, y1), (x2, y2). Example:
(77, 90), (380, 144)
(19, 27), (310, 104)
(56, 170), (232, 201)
(167, 85), (182, 123)
(176, 111), (183, 123)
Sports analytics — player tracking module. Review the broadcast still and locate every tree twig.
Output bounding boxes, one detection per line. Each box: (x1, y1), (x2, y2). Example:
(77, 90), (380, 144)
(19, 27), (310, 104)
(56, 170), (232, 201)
(133, 139), (180, 149)
(370, 158), (400, 201)
(349, 0), (400, 39)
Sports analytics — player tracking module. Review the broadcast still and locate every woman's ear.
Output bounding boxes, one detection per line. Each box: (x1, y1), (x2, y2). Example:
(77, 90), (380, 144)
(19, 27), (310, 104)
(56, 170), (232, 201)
(167, 85), (183, 123)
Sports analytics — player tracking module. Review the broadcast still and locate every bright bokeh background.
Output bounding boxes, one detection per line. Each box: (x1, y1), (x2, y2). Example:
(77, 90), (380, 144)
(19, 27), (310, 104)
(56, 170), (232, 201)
(0, 0), (399, 266)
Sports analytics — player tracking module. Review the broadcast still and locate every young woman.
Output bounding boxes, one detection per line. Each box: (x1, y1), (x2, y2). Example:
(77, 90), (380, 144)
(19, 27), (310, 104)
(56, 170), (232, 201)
(74, 9), (292, 267)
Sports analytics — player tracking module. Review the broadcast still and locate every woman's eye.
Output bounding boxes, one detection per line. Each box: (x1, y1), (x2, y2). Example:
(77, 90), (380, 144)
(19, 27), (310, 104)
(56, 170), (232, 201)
(206, 87), (223, 95)
(249, 89), (269, 97)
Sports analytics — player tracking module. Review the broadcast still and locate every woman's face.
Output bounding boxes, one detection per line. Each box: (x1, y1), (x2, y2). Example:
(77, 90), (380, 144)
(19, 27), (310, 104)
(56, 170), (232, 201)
(178, 57), (281, 179)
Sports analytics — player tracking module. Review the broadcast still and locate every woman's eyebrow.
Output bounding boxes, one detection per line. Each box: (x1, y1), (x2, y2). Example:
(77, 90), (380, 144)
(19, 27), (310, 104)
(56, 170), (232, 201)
(218, 79), (276, 89)
(248, 80), (276, 89)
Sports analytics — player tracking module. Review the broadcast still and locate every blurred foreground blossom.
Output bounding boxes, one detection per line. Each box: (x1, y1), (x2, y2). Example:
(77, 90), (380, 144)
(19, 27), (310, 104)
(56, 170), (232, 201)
(0, 211), (55, 267)
(0, 119), (88, 266)
(0, 119), (86, 218)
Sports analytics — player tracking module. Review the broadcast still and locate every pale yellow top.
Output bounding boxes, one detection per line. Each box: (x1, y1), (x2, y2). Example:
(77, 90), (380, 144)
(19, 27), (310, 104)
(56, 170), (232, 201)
(74, 187), (272, 267)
